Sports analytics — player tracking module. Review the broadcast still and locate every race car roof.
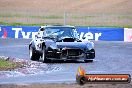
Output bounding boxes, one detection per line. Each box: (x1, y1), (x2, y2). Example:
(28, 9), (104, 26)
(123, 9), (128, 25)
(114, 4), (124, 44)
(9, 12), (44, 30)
(40, 25), (75, 28)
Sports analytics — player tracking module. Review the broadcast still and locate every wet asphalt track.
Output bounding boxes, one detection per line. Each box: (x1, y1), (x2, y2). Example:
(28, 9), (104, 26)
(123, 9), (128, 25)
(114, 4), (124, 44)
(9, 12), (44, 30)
(0, 38), (132, 84)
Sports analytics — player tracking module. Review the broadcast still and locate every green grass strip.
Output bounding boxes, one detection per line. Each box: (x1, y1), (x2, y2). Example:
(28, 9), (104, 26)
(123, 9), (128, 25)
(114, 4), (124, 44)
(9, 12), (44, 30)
(0, 59), (16, 68)
(0, 22), (132, 28)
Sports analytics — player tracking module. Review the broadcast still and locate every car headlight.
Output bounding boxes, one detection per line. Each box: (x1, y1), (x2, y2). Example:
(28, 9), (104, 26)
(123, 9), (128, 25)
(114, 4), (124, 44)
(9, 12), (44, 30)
(87, 42), (94, 50)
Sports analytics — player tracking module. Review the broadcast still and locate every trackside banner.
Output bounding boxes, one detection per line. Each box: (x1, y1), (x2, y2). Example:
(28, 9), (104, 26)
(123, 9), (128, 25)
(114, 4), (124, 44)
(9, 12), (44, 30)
(76, 27), (124, 41)
(0, 26), (39, 39)
(124, 28), (132, 42)
(0, 26), (127, 41)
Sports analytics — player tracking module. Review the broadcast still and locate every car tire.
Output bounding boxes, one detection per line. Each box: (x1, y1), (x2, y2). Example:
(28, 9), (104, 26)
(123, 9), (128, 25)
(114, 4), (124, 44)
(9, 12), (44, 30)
(89, 49), (95, 59)
(42, 46), (49, 63)
(85, 49), (95, 62)
(29, 46), (40, 61)
(86, 49), (95, 59)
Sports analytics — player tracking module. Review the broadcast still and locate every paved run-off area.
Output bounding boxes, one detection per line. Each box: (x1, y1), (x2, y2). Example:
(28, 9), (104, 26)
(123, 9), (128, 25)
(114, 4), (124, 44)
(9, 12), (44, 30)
(0, 38), (132, 87)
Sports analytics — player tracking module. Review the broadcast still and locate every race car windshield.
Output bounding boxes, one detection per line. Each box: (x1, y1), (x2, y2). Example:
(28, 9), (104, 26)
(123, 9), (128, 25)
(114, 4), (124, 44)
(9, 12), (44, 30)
(43, 27), (76, 39)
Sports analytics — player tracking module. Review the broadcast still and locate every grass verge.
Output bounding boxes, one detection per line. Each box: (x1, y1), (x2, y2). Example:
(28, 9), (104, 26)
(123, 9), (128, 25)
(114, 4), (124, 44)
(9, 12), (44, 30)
(0, 59), (23, 71)
(0, 22), (63, 26)
(0, 22), (132, 28)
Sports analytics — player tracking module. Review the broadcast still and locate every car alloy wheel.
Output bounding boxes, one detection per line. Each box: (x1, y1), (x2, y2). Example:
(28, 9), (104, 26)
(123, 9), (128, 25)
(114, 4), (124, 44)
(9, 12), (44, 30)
(29, 47), (33, 59)
(42, 48), (45, 62)
(41, 46), (49, 63)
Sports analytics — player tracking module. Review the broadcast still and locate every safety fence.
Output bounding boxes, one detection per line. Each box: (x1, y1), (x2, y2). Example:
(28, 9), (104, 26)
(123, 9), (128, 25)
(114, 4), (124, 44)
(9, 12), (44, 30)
(0, 11), (131, 27)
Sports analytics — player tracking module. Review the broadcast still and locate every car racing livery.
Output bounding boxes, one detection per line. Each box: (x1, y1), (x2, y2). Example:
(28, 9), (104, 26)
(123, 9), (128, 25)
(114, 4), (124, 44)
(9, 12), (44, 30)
(29, 25), (95, 62)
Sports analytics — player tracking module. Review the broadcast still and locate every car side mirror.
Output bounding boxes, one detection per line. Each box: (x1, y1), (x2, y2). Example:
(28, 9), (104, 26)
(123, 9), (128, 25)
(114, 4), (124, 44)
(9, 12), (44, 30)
(40, 28), (44, 31)
(82, 37), (86, 39)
